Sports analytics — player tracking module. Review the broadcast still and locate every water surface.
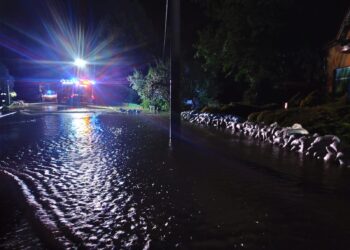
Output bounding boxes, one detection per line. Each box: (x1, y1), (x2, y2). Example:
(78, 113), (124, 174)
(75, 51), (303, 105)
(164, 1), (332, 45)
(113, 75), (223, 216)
(0, 112), (350, 249)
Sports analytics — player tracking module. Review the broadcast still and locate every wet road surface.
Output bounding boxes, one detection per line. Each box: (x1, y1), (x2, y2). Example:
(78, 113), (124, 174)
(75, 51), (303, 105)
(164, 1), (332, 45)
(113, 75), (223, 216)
(0, 111), (350, 249)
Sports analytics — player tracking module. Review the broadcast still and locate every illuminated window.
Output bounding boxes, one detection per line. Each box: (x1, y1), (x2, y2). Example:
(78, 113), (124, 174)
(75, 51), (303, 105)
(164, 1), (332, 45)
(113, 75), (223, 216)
(334, 67), (350, 95)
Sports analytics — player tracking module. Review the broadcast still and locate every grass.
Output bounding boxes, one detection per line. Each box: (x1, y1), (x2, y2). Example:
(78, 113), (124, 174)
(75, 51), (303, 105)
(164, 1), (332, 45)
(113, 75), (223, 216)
(200, 102), (269, 118)
(248, 103), (350, 145)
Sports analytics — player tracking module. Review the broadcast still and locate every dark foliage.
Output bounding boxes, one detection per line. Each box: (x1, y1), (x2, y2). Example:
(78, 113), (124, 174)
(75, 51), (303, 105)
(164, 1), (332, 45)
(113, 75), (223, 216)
(195, 0), (349, 104)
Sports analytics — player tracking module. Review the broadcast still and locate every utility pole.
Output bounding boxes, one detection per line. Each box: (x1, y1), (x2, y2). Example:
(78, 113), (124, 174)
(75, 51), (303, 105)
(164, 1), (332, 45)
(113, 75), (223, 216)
(169, 0), (181, 145)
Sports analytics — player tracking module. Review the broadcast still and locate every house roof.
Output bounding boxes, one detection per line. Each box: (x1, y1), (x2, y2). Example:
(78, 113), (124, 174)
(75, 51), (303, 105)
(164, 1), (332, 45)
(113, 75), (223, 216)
(337, 7), (350, 41)
(325, 7), (350, 50)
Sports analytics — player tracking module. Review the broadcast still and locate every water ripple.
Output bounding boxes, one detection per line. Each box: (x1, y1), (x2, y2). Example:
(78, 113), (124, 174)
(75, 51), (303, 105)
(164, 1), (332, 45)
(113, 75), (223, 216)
(0, 114), (179, 249)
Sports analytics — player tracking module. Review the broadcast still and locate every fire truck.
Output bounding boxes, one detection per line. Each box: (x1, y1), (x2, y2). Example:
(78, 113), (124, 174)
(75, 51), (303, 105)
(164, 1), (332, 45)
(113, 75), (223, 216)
(58, 78), (95, 105)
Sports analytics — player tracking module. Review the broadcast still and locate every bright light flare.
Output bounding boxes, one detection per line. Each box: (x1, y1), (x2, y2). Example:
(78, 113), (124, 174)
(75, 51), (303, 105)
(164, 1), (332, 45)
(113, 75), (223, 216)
(61, 78), (95, 86)
(0, 1), (142, 85)
(74, 58), (87, 68)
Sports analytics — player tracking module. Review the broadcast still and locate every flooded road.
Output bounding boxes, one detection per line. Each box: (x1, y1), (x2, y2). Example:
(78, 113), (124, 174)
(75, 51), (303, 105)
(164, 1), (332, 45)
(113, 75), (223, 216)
(1, 111), (350, 249)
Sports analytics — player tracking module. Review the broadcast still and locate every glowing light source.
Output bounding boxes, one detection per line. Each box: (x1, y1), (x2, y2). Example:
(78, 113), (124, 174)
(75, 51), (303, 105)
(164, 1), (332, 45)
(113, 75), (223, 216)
(10, 91), (17, 98)
(74, 58), (87, 68)
(341, 45), (350, 53)
(81, 79), (90, 85)
(80, 79), (95, 85)
(61, 78), (77, 85)
(42, 90), (57, 101)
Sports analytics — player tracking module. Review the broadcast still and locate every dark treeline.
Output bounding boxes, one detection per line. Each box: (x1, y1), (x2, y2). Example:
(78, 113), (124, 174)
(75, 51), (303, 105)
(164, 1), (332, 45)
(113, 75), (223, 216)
(128, 0), (349, 110)
(193, 0), (349, 105)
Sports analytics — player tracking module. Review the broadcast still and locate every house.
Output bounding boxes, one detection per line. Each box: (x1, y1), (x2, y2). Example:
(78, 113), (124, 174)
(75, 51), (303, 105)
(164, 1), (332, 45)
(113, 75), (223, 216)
(326, 8), (350, 96)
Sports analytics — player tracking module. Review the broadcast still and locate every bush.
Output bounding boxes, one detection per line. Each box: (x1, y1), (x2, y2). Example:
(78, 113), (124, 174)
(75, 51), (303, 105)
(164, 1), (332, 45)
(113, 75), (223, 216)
(141, 99), (151, 109)
(128, 60), (170, 111)
(299, 90), (327, 107)
(247, 112), (259, 122)
(336, 93), (349, 106)
(288, 92), (303, 107)
(260, 103), (280, 110)
(200, 105), (219, 114)
(201, 102), (261, 118)
(256, 110), (275, 124)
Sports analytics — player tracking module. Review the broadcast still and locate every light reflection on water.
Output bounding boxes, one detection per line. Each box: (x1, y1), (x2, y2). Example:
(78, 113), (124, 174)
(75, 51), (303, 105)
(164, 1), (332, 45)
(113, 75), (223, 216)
(0, 113), (180, 249)
(71, 114), (92, 136)
(1, 113), (350, 249)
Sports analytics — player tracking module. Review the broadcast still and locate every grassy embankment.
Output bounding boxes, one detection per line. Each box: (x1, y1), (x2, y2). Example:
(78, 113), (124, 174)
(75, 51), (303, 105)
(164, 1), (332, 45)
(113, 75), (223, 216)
(201, 98), (350, 146)
(248, 103), (350, 145)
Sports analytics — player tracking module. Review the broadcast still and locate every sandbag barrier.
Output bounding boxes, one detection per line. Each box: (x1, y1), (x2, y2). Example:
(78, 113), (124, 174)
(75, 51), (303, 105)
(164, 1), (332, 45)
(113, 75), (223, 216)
(181, 111), (347, 166)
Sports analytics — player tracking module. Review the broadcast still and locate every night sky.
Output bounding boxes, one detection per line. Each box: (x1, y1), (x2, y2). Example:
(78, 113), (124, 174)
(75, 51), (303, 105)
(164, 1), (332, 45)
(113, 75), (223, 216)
(0, 0), (348, 101)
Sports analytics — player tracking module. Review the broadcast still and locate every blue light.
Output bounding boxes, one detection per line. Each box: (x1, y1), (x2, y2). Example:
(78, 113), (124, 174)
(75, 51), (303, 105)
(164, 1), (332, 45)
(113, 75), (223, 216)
(72, 78), (79, 84)
(185, 99), (193, 105)
(61, 78), (79, 85)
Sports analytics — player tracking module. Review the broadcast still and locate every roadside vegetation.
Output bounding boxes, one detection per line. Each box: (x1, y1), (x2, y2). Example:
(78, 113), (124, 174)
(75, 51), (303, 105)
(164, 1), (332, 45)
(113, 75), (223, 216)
(128, 60), (170, 111)
(125, 1), (350, 146)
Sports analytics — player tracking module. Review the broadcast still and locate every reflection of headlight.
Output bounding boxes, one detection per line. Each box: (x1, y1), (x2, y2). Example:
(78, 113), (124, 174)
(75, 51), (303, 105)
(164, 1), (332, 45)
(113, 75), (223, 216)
(42, 94), (57, 98)
(71, 114), (92, 135)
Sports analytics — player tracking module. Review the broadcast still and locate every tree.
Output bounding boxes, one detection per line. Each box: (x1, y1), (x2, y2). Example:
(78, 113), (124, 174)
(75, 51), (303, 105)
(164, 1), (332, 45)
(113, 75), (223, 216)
(195, 0), (336, 104)
(181, 61), (219, 109)
(128, 60), (169, 111)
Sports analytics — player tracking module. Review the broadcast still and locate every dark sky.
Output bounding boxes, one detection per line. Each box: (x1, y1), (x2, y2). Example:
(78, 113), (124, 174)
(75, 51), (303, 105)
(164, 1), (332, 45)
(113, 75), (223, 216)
(0, 0), (205, 85)
(0, 0), (348, 84)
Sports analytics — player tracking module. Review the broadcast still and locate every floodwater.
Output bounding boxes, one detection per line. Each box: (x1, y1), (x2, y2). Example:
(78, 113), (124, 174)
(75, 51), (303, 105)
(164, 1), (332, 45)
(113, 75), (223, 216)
(1, 110), (350, 249)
